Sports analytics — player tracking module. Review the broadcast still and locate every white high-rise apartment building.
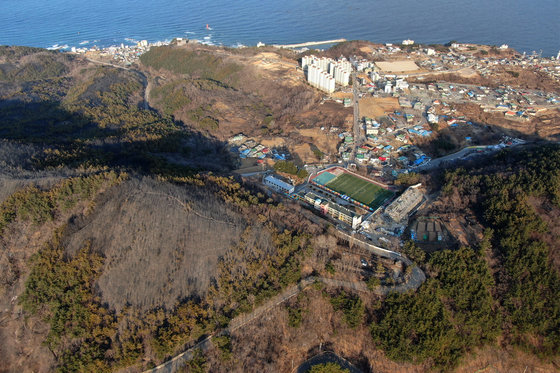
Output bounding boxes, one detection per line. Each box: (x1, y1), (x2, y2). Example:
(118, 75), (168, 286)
(301, 54), (352, 92)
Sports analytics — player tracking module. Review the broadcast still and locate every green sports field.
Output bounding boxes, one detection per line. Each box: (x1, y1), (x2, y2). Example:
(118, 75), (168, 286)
(325, 173), (394, 209)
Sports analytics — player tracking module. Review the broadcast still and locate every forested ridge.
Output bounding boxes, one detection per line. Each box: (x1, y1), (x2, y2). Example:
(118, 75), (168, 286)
(0, 46), (231, 177)
(445, 145), (560, 355)
(370, 145), (560, 369)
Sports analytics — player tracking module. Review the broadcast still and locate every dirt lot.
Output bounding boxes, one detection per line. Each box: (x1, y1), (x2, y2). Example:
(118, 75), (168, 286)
(331, 91), (354, 100)
(289, 130), (341, 164)
(375, 60), (420, 73)
(359, 97), (400, 118)
(293, 143), (318, 163)
(297, 128), (340, 159)
(259, 137), (286, 148)
(250, 52), (302, 87)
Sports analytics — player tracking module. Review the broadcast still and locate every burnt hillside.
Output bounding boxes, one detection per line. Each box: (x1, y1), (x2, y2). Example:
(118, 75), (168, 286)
(64, 176), (249, 311)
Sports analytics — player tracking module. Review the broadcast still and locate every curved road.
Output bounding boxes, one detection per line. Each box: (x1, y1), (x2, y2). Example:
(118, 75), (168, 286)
(413, 141), (535, 172)
(351, 72), (362, 161)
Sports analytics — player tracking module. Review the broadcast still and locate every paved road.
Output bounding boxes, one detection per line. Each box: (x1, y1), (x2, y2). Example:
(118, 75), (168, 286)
(413, 146), (487, 171)
(352, 72), (361, 161)
(413, 141), (533, 172)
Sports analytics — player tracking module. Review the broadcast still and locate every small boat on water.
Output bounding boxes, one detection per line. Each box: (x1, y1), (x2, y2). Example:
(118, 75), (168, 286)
(206, 24), (212, 30)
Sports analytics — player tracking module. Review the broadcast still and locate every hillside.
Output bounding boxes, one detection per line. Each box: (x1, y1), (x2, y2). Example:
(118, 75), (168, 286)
(197, 145), (560, 373)
(139, 44), (350, 164)
(63, 176), (248, 311)
(0, 168), (328, 372)
(0, 46), (232, 176)
(1, 44), (559, 373)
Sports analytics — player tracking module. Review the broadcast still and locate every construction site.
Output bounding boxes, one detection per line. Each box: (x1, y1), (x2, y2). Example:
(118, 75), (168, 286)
(384, 184), (425, 222)
(357, 184), (426, 250)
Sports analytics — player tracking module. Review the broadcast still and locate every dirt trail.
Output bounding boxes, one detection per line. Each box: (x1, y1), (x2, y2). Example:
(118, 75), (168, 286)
(86, 58), (151, 110)
(143, 237), (426, 373)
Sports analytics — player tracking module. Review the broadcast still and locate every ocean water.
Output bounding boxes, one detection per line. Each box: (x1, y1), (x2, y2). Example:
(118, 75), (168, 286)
(1, 0), (559, 56)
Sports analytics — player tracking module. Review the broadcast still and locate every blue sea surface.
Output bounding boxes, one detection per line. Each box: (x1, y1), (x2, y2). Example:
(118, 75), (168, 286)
(1, 0), (559, 55)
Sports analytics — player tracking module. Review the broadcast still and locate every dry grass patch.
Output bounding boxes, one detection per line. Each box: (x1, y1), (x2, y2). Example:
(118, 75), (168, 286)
(359, 97), (400, 118)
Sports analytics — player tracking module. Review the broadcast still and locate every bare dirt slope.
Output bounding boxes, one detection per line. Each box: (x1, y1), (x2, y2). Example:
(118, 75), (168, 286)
(63, 177), (248, 311)
(410, 67), (560, 95)
(454, 103), (560, 139)
(455, 346), (560, 373)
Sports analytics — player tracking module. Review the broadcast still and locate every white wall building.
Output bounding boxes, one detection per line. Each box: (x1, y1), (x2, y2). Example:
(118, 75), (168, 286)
(427, 113), (439, 124)
(264, 174), (295, 194)
(307, 64), (335, 93)
(384, 184), (424, 222)
(384, 81), (393, 94)
(350, 57), (372, 72)
(329, 59), (351, 86)
(395, 79), (409, 90)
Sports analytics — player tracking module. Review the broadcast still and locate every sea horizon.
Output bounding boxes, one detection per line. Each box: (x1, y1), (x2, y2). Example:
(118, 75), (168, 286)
(1, 0), (559, 56)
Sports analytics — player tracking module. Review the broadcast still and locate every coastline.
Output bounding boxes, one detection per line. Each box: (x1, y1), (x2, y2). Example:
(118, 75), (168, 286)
(58, 36), (559, 69)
